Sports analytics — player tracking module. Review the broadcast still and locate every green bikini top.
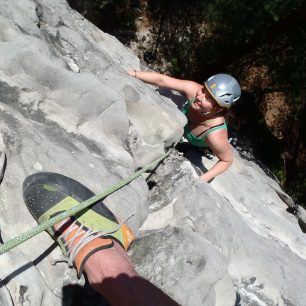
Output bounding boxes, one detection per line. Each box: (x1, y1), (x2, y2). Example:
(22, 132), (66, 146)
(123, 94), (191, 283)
(182, 98), (227, 148)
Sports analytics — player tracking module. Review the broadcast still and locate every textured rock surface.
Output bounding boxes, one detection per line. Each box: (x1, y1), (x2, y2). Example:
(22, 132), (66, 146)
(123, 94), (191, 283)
(135, 150), (306, 305)
(0, 1), (306, 306)
(0, 0), (184, 305)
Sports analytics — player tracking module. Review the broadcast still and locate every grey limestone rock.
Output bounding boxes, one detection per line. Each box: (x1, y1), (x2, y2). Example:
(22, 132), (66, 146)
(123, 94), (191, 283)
(0, 0), (184, 305)
(137, 150), (306, 306)
(0, 1), (305, 306)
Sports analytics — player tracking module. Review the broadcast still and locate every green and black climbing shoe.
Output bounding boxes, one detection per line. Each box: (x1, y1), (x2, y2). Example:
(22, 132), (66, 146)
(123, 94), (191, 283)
(23, 172), (135, 277)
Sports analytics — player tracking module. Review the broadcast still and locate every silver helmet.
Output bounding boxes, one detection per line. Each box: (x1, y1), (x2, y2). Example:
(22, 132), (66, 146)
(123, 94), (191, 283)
(204, 73), (241, 108)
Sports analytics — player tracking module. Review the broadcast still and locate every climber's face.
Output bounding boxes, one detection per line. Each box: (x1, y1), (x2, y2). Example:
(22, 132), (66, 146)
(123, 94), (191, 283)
(192, 87), (217, 112)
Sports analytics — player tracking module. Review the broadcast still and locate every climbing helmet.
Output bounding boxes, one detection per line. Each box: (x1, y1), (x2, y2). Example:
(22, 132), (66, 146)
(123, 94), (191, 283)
(204, 73), (241, 108)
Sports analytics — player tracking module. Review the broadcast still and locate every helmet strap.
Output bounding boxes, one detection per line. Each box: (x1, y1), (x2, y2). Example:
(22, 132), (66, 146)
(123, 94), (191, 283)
(198, 105), (227, 123)
(200, 104), (219, 116)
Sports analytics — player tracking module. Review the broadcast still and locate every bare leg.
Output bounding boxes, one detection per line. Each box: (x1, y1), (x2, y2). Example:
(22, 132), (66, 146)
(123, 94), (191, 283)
(56, 221), (180, 306)
(84, 241), (180, 306)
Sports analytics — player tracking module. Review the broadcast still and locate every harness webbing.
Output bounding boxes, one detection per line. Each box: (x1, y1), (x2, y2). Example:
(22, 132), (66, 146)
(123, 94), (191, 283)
(0, 143), (177, 255)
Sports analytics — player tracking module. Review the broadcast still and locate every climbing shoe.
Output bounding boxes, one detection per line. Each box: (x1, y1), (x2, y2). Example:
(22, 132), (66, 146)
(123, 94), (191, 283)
(23, 172), (135, 277)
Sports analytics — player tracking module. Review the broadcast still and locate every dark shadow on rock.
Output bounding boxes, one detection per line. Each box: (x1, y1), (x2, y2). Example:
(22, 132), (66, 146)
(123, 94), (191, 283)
(62, 283), (110, 306)
(228, 127), (281, 184)
(1, 242), (58, 286)
(286, 207), (297, 215)
(298, 219), (306, 233)
(234, 291), (242, 306)
(286, 207), (306, 234)
(175, 142), (210, 177)
(32, 241), (58, 266)
(0, 279), (13, 306)
(157, 88), (187, 109)
(0, 151), (6, 184)
(63, 274), (179, 306)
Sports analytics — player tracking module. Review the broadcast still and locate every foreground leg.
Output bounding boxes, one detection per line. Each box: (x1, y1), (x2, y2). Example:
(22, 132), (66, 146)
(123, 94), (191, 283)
(23, 172), (180, 306)
(56, 221), (179, 306)
(54, 217), (179, 306)
(84, 241), (180, 306)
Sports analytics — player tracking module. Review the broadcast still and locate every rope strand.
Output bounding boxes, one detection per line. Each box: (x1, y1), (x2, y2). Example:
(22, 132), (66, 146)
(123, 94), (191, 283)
(0, 142), (177, 255)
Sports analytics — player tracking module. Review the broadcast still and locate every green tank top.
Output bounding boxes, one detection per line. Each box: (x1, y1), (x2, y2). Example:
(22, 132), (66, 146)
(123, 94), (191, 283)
(182, 98), (227, 148)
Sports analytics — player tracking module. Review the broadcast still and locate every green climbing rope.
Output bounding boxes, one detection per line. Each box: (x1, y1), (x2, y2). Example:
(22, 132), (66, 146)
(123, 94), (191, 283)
(0, 144), (176, 255)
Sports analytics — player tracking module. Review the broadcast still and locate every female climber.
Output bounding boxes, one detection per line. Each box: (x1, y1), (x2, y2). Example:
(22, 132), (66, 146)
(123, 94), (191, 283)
(127, 70), (241, 182)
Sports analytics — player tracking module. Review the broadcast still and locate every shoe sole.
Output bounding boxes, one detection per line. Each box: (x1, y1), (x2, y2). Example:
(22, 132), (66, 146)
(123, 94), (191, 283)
(22, 172), (134, 252)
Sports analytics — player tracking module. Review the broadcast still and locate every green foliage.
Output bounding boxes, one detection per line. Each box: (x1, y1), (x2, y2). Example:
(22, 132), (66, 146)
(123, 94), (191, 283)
(169, 57), (181, 75)
(271, 160), (286, 186)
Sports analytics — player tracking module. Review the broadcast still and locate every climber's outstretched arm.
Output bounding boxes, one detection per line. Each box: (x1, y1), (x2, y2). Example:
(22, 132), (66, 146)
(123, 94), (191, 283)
(127, 70), (201, 99)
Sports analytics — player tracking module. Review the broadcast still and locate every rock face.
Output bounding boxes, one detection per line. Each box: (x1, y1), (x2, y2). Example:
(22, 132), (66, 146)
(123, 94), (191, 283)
(0, 1), (305, 306)
(134, 151), (306, 306)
